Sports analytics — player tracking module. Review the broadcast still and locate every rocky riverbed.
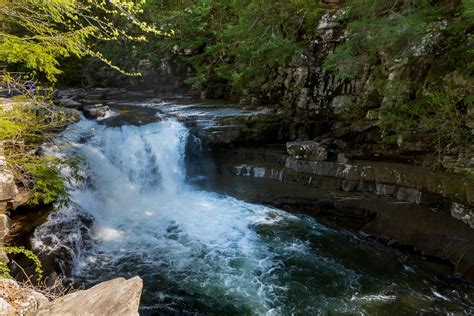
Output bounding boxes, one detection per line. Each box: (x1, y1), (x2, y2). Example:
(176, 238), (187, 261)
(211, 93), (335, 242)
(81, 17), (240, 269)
(1, 91), (473, 313)
(42, 92), (474, 282)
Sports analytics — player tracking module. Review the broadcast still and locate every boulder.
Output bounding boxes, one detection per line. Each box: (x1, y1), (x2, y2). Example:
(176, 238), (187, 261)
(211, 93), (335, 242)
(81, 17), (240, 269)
(0, 171), (18, 203)
(50, 106), (81, 123)
(57, 98), (81, 109)
(56, 88), (85, 100)
(0, 214), (10, 261)
(0, 278), (49, 315)
(83, 104), (110, 119)
(337, 152), (349, 164)
(287, 141), (328, 161)
(0, 297), (14, 315)
(61, 108), (81, 123)
(37, 277), (143, 316)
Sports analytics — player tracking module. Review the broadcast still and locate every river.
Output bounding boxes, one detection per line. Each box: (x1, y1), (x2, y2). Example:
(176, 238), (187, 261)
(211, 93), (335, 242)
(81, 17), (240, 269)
(33, 104), (474, 314)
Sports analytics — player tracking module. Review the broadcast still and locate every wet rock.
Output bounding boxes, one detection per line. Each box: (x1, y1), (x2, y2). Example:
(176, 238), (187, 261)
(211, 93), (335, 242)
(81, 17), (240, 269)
(56, 88), (85, 100)
(337, 152), (349, 164)
(287, 141), (328, 161)
(37, 277), (143, 316)
(396, 187), (421, 204)
(210, 144), (474, 281)
(214, 145), (474, 207)
(83, 104), (110, 119)
(57, 98), (81, 109)
(451, 202), (474, 229)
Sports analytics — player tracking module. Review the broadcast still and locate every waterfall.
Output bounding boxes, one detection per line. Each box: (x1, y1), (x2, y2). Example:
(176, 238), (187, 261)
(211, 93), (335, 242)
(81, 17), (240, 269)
(34, 119), (295, 313)
(32, 115), (474, 315)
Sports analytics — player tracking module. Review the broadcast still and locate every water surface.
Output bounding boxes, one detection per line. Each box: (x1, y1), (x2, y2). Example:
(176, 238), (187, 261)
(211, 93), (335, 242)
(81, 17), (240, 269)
(34, 114), (474, 314)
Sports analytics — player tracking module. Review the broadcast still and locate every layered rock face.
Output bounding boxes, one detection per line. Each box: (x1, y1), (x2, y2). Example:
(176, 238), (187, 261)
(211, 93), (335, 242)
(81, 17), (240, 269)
(261, 11), (350, 118)
(204, 143), (474, 281)
(175, 8), (473, 282)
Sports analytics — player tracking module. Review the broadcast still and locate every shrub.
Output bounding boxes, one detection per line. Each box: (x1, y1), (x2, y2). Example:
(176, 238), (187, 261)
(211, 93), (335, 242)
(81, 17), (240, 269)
(0, 246), (43, 282)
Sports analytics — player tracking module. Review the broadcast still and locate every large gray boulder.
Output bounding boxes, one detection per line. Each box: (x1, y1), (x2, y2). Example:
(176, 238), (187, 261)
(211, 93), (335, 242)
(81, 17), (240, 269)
(37, 277), (143, 316)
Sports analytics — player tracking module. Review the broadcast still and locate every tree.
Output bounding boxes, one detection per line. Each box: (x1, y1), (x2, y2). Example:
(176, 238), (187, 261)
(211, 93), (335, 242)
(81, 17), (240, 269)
(0, 0), (159, 205)
(0, 0), (161, 82)
(145, 0), (324, 94)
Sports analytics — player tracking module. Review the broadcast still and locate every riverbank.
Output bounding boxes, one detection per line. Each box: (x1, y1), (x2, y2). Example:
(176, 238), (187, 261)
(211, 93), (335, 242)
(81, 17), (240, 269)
(1, 91), (473, 313)
(27, 104), (474, 313)
(37, 91), (474, 283)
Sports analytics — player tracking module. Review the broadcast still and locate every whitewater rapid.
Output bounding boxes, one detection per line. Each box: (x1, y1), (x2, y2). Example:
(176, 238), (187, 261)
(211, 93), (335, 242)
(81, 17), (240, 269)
(32, 114), (474, 314)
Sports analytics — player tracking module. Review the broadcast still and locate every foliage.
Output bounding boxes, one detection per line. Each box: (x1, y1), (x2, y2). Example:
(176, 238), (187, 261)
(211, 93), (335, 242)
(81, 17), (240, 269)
(146, 0), (324, 93)
(0, 0), (162, 82)
(320, 0), (473, 166)
(323, 0), (444, 79)
(0, 1), (158, 205)
(0, 73), (80, 205)
(380, 85), (473, 161)
(0, 246), (43, 282)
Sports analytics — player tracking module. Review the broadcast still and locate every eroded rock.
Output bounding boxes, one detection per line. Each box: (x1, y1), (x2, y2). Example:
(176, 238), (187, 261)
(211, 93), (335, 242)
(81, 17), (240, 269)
(451, 202), (474, 229)
(83, 104), (110, 119)
(57, 98), (81, 109)
(37, 277), (143, 316)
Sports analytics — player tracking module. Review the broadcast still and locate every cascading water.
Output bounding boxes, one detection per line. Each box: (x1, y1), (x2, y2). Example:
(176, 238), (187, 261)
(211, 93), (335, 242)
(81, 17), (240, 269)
(33, 114), (474, 314)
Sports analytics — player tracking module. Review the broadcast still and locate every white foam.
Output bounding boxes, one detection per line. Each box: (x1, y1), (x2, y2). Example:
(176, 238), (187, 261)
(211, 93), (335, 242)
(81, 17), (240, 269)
(36, 119), (290, 312)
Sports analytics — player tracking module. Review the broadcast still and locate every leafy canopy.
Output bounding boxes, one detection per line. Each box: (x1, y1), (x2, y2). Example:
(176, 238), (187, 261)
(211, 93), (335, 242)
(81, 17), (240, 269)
(0, 0), (162, 81)
(147, 0), (324, 93)
(0, 1), (158, 205)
